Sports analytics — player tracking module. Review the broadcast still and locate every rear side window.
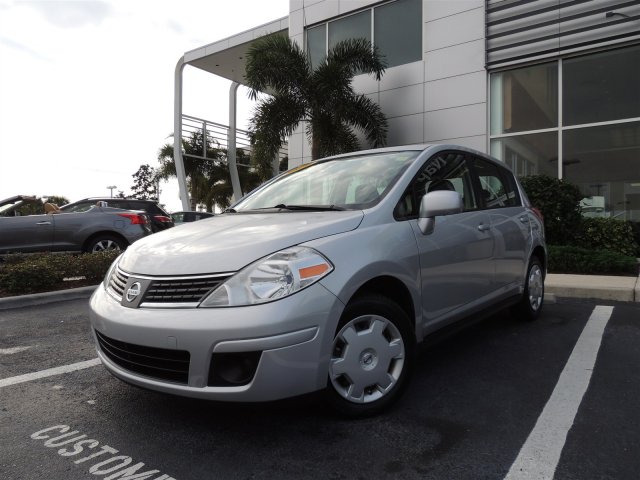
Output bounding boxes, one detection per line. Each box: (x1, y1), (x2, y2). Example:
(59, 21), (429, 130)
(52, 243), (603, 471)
(471, 157), (521, 208)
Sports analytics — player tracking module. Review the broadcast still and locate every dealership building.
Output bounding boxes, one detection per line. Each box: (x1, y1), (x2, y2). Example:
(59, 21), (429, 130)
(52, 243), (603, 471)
(173, 0), (640, 220)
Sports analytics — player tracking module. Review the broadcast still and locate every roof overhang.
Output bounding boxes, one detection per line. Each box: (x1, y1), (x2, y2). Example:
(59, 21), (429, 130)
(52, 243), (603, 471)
(183, 16), (289, 86)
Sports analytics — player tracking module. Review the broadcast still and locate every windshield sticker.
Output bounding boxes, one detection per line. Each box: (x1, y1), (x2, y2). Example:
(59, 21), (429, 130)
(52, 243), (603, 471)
(417, 156), (448, 183)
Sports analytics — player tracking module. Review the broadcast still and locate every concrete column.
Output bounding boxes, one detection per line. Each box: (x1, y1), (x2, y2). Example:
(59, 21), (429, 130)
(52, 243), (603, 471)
(174, 57), (191, 211)
(228, 82), (242, 202)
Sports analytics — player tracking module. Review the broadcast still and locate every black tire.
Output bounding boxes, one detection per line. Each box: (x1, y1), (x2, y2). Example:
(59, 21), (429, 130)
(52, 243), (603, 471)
(85, 235), (126, 253)
(513, 256), (544, 321)
(325, 294), (415, 417)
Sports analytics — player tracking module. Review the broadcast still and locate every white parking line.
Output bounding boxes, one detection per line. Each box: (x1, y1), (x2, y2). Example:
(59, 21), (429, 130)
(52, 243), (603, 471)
(505, 305), (614, 480)
(0, 346), (32, 355)
(0, 358), (101, 388)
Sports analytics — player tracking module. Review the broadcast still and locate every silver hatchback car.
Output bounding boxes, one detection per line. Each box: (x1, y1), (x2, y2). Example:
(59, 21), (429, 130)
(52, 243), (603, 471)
(89, 145), (546, 416)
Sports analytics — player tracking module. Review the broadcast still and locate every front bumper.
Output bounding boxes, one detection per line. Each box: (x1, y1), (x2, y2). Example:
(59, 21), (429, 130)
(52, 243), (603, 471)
(89, 282), (345, 401)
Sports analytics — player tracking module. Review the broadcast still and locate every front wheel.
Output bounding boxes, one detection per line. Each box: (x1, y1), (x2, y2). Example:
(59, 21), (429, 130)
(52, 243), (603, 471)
(513, 256), (544, 321)
(325, 295), (415, 417)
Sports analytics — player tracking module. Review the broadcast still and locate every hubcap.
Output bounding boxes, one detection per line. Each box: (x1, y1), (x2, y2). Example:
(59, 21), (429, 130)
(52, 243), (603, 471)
(330, 315), (405, 404)
(528, 264), (544, 311)
(93, 240), (120, 252)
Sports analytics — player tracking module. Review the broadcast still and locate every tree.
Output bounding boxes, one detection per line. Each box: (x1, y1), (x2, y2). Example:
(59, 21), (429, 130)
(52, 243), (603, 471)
(45, 195), (70, 206)
(130, 164), (159, 201)
(157, 132), (261, 211)
(245, 34), (388, 179)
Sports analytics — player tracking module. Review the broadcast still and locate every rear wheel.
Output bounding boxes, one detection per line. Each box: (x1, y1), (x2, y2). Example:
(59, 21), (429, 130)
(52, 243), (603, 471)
(326, 295), (415, 417)
(513, 256), (544, 321)
(85, 235), (125, 253)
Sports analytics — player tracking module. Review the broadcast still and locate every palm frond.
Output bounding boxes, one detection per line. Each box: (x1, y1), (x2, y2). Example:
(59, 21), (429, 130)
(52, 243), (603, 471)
(338, 94), (388, 147)
(315, 38), (386, 85)
(249, 94), (305, 178)
(245, 34), (311, 100)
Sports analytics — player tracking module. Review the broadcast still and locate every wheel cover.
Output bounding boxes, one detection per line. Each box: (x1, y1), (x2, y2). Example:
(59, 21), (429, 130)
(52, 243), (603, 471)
(92, 240), (120, 252)
(528, 264), (544, 311)
(329, 314), (405, 404)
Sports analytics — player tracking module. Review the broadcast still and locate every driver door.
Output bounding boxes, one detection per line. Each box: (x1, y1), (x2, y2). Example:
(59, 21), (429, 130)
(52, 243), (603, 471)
(398, 151), (496, 328)
(0, 214), (54, 253)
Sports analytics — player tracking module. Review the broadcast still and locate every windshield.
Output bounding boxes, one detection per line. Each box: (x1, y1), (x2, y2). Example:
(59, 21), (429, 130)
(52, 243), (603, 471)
(234, 151), (420, 212)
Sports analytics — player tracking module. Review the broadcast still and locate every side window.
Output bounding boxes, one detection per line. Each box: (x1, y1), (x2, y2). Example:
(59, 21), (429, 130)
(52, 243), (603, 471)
(63, 201), (93, 213)
(471, 157), (520, 209)
(395, 152), (477, 218)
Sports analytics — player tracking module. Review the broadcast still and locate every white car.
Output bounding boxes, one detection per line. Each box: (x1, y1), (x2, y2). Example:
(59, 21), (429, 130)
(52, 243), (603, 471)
(89, 145), (546, 416)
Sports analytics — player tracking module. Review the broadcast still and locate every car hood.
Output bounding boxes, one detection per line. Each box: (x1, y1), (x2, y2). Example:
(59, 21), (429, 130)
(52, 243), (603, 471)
(119, 211), (364, 275)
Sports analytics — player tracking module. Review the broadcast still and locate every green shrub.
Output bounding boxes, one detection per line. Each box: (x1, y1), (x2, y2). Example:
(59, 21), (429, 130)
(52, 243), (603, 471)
(630, 221), (640, 256)
(0, 251), (120, 295)
(548, 245), (638, 276)
(520, 175), (583, 245)
(575, 218), (639, 257)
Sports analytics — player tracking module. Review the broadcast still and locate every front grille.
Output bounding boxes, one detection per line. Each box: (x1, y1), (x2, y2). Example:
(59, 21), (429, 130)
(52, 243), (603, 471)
(107, 265), (232, 307)
(142, 276), (229, 304)
(108, 269), (129, 299)
(95, 330), (190, 384)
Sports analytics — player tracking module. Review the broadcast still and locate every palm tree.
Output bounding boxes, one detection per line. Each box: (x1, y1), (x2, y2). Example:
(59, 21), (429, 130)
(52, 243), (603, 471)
(157, 132), (261, 211)
(245, 34), (388, 178)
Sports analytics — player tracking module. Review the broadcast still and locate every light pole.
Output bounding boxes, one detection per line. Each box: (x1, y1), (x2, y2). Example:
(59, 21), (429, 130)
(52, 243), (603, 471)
(107, 185), (117, 198)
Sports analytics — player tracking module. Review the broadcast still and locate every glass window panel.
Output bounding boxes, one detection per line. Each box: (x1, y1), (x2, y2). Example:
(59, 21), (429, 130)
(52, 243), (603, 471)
(328, 10), (371, 51)
(472, 158), (520, 208)
(306, 24), (326, 70)
(410, 153), (477, 213)
(490, 132), (558, 178)
(563, 121), (640, 221)
(490, 62), (558, 135)
(374, 0), (422, 68)
(563, 45), (640, 126)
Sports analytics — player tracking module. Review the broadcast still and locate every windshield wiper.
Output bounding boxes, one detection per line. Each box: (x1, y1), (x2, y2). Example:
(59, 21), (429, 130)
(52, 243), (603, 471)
(223, 207), (237, 213)
(272, 204), (346, 211)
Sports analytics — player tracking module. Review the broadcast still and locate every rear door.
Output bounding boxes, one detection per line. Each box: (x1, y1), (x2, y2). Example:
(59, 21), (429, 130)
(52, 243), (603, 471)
(398, 151), (496, 324)
(470, 156), (529, 290)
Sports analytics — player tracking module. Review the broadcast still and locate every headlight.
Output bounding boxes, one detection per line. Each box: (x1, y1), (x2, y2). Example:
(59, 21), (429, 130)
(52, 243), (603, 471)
(103, 254), (122, 289)
(200, 246), (333, 307)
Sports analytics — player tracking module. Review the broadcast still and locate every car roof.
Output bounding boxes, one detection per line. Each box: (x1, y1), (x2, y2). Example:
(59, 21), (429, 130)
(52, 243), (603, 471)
(316, 143), (514, 174)
(69, 197), (155, 203)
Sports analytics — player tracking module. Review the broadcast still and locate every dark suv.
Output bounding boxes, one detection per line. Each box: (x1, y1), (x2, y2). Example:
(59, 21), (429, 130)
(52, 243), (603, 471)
(61, 198), (174, 232)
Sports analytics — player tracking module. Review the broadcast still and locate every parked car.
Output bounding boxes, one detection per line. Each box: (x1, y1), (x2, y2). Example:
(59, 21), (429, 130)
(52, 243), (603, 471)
(170, 211), (215, 224)
(0, 195), (152, 254)
(61, 198), (174, 232)
(89, 145), (546, 416)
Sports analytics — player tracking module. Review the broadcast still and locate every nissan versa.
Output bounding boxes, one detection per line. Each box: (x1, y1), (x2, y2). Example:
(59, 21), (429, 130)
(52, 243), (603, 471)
(89, 144), (546, 416)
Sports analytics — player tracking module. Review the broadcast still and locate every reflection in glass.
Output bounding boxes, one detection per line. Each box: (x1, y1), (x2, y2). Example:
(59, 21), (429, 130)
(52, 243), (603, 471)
(490, 62), (558, 135)
(328, 10), (371, 51)
(563, 121), (640, 221)
(306, 25), (326, 70)
(490, 132), (558, 178)
(563, 45), (640, 126)
(374, 0), (422, 68)
(234, 151), (419, 211)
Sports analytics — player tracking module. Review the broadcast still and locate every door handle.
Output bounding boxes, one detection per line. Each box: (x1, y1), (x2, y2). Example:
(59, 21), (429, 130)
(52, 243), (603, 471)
(36, 221), (52, 225)
(477, 223), (491, 232)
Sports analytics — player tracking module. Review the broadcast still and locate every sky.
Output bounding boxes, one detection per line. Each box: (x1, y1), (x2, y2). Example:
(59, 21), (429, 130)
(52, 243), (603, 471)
(0, 0), (289, 212)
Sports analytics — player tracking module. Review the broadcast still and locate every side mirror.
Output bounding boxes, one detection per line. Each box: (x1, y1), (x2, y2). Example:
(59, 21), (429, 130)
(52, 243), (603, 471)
(418, 190), (463, 235)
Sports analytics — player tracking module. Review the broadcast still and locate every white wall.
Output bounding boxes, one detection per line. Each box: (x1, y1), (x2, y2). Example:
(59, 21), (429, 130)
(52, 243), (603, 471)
(287, 0), (487, 168)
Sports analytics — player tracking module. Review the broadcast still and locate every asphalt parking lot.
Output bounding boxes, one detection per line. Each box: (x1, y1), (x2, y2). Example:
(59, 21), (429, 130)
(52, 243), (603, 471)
(1, 298), (639, 480)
